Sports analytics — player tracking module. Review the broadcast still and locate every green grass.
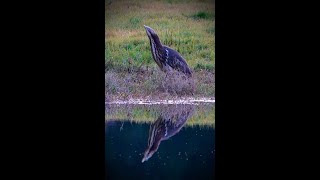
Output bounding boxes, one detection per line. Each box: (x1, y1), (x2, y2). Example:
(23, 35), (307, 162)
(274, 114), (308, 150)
(105, 0), (215, 97)
(191, 11), (215, 20)
(105, 0), (215, 72)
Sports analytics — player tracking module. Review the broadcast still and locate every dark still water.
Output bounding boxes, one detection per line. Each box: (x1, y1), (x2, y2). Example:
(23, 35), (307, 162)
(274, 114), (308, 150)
(105, 104), (215, 180)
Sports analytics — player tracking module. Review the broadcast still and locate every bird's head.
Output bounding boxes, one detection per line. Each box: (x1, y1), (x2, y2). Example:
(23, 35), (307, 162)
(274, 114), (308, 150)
(144, 25), (162, 46)
(141, 149), (154, 163)
(141, 117), (164, 163)
(144, 25), (156, 37)
(141, 138), (161, 163)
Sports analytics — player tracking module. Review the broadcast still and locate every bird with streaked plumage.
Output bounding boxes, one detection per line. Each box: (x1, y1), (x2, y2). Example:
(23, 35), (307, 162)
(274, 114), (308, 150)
(144, 25), (192, 78)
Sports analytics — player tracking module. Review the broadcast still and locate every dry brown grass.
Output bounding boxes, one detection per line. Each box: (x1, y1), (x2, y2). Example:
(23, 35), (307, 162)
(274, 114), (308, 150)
(105, 67), (214, 98)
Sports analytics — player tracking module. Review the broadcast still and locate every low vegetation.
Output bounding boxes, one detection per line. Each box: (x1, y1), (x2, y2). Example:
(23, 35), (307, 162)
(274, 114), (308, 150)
(105, 0), (215, 98)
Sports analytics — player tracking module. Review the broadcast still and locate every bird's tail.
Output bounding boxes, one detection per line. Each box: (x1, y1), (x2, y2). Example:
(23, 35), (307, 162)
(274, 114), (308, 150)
(185, 68), (193, 78)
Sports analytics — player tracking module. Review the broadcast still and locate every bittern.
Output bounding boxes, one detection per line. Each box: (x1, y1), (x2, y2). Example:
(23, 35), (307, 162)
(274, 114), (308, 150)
(144, 25), (192, 77)
(141, 105), (195, 163)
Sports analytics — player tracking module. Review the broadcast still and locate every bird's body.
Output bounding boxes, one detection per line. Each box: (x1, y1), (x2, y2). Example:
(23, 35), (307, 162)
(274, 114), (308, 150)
(144, 25), (192, 77)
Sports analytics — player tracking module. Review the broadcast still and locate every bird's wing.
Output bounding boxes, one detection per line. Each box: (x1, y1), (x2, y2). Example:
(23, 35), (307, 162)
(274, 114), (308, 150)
(174, 55), (190, 72)
(164, 46), (192, 75)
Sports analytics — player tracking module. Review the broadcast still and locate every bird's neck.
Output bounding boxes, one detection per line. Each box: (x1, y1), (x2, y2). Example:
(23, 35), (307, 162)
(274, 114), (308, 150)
(150, 38), (163, 51)
(149, 37), (166, 68)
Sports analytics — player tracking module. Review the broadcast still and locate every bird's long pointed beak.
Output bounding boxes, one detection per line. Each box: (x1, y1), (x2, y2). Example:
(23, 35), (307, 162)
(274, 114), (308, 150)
(144, 25), (156, 38)
(144, 25), (152, 36)
(141, 149), (152, 163)
(144, 25), (149, 32)
(144, 25), (152, 31)
(141, 155), (148, 163)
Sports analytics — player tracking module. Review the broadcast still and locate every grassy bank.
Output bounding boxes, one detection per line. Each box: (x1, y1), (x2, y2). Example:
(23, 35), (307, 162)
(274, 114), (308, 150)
(105, 0), (215, 97)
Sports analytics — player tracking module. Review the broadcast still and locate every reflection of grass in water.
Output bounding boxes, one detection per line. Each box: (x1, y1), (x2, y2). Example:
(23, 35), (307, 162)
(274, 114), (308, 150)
(105, 104), (215, 127)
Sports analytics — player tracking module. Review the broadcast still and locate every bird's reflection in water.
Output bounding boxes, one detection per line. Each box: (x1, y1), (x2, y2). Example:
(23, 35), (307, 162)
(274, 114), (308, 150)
(142, 105), (195, 163)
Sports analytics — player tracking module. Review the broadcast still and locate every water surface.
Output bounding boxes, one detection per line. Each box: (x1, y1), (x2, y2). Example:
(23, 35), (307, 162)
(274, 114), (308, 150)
(105, 104), (215, 180)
